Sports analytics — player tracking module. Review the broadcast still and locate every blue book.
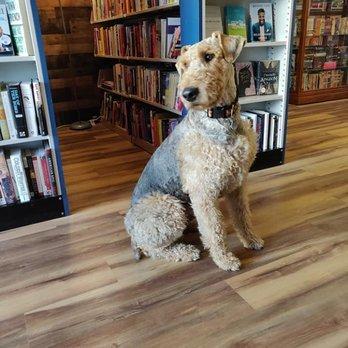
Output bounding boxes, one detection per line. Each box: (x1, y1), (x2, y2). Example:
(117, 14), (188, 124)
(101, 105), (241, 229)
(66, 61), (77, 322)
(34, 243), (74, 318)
(225, 5), (247, 38)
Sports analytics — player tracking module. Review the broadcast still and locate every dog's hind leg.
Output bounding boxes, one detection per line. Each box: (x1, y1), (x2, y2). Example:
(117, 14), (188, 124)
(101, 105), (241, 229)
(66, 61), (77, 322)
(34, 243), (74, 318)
(226, 185), (264, 250)
(124, 192), (200, 263)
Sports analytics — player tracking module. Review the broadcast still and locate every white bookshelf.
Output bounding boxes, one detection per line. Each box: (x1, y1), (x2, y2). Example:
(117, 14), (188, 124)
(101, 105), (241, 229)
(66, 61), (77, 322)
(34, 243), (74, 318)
(203, 0), (295, 158)
(0, 0), (68, 231)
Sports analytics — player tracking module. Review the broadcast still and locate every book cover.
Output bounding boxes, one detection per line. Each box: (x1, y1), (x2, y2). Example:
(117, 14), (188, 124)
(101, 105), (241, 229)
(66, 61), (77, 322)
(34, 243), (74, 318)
(0, 89), (17, 139)
(249, 3), (274, 42)
(10, 148), (30, 203)
(251, 109), (270, 151)
(21, 151), (35, 199)
(5, 155), (19, 200)
(205, 6), (223, 37)
(253, 60), (280, 95)
(7, 83), (28, 138)
(36, 149), (52, 197)
(0, 1), (14, 55)
(31, 150), (44, 197)
(5, 0), (34, 56)
(166, 17), (180, 58)
(31, 79), (48, 136)
(0, 183), (6, 206)
(0, 93), (10, 140)
(0, 149), (16, 204)
(235, 62), (256, 97)
(225, 5), (247, 38)
(20, 81), (39, 137)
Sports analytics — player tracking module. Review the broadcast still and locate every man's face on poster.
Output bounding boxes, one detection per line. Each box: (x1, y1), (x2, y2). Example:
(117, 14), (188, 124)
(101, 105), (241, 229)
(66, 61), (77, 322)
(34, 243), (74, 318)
(258, 11), (265, 25)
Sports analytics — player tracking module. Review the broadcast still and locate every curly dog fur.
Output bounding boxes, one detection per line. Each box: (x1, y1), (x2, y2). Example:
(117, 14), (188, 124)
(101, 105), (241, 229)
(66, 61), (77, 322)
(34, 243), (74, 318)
(125, 32), (264, 271)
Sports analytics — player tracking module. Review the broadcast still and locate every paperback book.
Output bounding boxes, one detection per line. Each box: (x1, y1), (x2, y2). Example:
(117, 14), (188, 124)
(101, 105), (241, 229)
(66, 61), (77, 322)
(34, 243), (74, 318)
(249, 3), (274, 42)
(225, 5), (247, 38)
(252, 60), (280, 95)
(235, 62), (256, 97)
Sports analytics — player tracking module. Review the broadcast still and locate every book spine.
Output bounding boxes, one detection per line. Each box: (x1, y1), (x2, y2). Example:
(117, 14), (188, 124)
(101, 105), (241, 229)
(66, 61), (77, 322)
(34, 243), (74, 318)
(0, 90), (17, 139)
(7, 84), (28, 138)
(31, 79), (48, 136)
(0, 150), (16, 204)
(25, 150), (40, 198)
(21, 152), (35, 199)
(44, 147), (58, 196)
(0, 184), (7, 206)
(256, 115), (264, 152)
(277, 115), (282, 148)
(31, 152), (44, 197)
(39, 151), (53, 197)
(0, 99), (10, 140)
(10, 149), (30, 203)
(20, 82), (39, 137)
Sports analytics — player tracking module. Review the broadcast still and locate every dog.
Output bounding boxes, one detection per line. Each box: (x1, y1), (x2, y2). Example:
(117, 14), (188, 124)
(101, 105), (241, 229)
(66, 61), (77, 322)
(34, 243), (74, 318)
(124, 32), (264, 271)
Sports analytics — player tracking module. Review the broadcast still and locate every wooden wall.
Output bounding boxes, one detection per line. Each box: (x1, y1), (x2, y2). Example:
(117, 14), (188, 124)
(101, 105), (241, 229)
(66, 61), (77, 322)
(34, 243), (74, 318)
(36, 0), (100, 125)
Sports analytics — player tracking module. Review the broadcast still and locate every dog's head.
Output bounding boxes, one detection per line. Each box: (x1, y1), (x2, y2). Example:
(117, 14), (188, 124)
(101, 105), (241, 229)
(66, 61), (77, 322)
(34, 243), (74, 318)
(176, 32), (245, 110)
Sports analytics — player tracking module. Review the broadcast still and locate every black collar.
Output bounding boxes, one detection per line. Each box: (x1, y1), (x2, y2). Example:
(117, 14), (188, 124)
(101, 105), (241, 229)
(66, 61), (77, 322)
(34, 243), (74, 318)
(207, 102), (238, 119)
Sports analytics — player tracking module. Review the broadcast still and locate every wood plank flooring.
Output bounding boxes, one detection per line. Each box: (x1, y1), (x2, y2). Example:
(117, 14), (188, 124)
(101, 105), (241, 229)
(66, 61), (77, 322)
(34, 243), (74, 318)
(0, 99), (347, 347)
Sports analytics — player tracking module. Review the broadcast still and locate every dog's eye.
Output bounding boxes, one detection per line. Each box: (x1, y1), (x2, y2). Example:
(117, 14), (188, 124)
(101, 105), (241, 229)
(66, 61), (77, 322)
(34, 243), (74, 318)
(204, 53), (215, 62)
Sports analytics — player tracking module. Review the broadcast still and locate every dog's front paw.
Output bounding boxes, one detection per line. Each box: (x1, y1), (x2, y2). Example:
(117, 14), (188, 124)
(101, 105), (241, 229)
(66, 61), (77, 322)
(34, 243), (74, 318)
(213, 252), (241, 271)
(244, 237), (264, 250)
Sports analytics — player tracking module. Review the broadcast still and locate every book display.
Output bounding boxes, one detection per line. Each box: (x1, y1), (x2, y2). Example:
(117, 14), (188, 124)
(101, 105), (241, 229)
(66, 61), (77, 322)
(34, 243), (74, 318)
(0, 0), (68, 231)
(290, 0), (347, 104)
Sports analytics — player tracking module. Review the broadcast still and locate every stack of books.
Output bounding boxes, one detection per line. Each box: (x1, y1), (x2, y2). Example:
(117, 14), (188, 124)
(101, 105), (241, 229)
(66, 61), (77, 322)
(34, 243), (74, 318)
(0, 146), (58, 207)
(0, 80), (47, 141)
(94, 17), (181, 59)
(112, 64), (182, 111)
(0, 0), (33, 56)
(240, 110), (283, 152)
(91, 0), (179, 22)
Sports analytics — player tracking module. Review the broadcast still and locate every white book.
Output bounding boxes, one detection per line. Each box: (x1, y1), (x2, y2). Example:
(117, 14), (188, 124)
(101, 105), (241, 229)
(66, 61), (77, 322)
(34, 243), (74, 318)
(31, 79), (47, 136)
(34, 148), (51, 197)
(251, 110), (270, 151)
(277, 115), (283, 148)
(5, 0), (34, 56)
(1, 90), (17, 139)
(160, 19), (167, 59)
(269, 115), (276, 150)
(10, 149), (30, 203)
(20, 82), (39, 137)
(5, 156), (19, 201)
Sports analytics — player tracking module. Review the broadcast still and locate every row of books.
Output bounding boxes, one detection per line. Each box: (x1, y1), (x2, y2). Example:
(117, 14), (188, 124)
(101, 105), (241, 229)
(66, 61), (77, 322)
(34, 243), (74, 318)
(310, 0), (345, 12)
(0, 80), (47, 141)
(0, 0), (33, 56)
(236, 60), (280, 97)
(306, 15), (348, 36)
(304, 34), (347, 47)
(206, 3), (276, 43)
(241, 110), (283, 152)
(302, 69), (346, 90)
(101, 92), (179, 147)
(303, 46), (347, 71)
(94, 17), (181, 59)
(112, 64), (183, 111)
(91, 0), (178, 21)
(0, 146), (57, 207)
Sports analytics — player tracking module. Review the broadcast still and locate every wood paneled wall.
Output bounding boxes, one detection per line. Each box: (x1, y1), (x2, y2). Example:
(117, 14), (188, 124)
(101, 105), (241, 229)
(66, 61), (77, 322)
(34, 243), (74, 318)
(36, 0), (100, 125)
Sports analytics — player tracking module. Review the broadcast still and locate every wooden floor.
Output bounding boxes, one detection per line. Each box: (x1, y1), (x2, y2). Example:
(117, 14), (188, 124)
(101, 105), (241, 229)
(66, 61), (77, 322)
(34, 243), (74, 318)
(0, 100), (347, 347)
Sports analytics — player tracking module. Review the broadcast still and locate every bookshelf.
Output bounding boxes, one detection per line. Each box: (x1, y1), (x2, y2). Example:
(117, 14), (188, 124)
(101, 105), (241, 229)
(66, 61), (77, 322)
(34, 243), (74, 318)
(0, 0), (69, 232)
(290, 0), (347, 104)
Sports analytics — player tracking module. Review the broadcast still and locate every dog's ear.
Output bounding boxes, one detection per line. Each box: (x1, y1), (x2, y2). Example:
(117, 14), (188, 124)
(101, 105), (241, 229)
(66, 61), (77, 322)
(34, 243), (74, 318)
(212, 32), (246, 63)
(180, 45), (191, 55)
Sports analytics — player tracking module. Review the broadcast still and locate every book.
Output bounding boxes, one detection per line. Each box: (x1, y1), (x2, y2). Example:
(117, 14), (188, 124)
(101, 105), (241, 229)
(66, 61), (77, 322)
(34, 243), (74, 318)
(225, 5), (247, 38)
(205, 6), (223, 37)
(252, 60), (280, 95)
(0, 149), (16, 204)
(31, 79), (48, 136)
(249, 3), (274, 42)
(20, 81), (39, 137)
(44, 145), (58, 196)
(22, 151), (35, 199)
(0, 183), (6, 206)
(251, 110), (270, 151)
(0, 1), (14, 55)
(5, 155), (19, 200)
(166, 17), (181, 58)
(235, 62), (256, 97)
(0, 94), (10, 140)
(31, 150), (44, 197)
(5, 0), (34, 56)
(36, 149), (52, 197)
(23, 149), (39, 198)
(0, 89), (16, 139)
(7, 83), (28, 137)
(10, 148), (30, 203)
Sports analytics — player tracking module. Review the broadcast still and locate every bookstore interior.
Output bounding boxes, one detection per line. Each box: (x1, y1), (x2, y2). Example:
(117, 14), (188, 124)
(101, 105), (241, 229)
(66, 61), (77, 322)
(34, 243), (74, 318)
(0, 0), (346, 229)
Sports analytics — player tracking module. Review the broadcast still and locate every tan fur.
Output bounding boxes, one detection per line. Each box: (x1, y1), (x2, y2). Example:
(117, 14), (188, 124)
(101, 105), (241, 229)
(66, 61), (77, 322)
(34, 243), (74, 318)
(124, 32), (264, 271)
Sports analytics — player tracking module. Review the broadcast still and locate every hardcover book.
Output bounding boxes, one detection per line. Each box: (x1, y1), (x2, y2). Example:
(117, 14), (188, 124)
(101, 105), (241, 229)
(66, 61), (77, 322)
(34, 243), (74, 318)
(0, 149), (16, 204)
(249, 3), (274, 42)
(0, 1), (14, 55)
(20, 81), (39, 137)
(166, 17), (181, 58)
(252, 60), (280, 95)
(0, 88), (17, 139)
(225, 5), (247, 38)
(235, 62), (256, 97)
(10, 148), (30, 203)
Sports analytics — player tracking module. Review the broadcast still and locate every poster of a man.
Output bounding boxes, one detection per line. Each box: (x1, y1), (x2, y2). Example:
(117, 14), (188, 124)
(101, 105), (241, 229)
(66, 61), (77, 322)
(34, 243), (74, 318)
(250, 4), (273, 42)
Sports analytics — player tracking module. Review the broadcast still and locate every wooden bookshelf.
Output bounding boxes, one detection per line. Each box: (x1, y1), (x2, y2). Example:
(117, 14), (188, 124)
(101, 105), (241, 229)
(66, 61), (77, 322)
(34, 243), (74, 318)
(91, 3), (180, 24)
(95, 55), (177, 64)
(290, 0), (348, 105)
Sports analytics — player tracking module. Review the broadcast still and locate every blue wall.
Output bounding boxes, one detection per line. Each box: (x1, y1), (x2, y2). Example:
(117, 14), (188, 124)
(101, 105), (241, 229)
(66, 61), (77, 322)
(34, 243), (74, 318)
(181, 0), (202, 45)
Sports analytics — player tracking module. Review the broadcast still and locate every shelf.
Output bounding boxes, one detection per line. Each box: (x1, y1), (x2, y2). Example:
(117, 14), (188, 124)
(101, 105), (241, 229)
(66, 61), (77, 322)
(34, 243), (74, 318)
(244, 41), (287, 48)
(98, 85), (182, 115)
(239, 94), (283, 105)
(95, 55), (177, 64)
(0, 136), (50, 147)
(0, 196), (65, 232)
(91, 3), (179, 24)
(250, 148), (284, 172)
(0, 55), (36, 63)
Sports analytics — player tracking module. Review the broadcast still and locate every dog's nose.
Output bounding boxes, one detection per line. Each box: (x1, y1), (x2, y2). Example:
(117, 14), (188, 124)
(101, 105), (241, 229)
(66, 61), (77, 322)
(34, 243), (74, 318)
(182, 87), (199, 102)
